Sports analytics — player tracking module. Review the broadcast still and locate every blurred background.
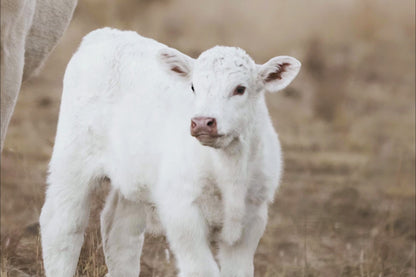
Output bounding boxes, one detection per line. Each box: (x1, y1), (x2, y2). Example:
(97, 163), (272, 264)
(1, 0), (415, 276)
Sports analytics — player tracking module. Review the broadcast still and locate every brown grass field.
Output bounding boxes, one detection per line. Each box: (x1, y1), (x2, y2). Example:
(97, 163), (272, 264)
(1, 0), (415, 276)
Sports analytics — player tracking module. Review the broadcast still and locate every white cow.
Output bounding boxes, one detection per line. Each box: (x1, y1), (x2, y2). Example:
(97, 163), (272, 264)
(40, 28), (301, 277)
(0, 0), (77, 151)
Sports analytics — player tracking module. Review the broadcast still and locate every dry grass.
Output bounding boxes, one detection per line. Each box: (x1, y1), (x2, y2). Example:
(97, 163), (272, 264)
(1, 0), (415, 276)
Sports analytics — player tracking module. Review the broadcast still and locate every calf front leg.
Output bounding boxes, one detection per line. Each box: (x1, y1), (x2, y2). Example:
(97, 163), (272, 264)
(156, 185), (220, 277)
(215, 154), (249, 246)
(220, 180), (248, 246)
(218, 203), (268, 277)
(100, 188), (146, 277)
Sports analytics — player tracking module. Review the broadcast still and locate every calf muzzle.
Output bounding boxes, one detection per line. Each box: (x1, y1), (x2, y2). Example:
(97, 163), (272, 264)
(190, 117), (222, 146)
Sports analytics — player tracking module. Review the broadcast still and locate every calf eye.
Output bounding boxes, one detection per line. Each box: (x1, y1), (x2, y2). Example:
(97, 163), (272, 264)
(191, 84), (195, 93)
(233, 85), (246, 96)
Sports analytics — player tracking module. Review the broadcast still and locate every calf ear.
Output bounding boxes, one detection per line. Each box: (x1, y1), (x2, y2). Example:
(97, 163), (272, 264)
(258, 56), (301, 93)
(158, 47), (194, 80)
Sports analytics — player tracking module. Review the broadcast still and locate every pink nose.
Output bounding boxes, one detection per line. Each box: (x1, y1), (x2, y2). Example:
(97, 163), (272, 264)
(190, 117), (217, 137)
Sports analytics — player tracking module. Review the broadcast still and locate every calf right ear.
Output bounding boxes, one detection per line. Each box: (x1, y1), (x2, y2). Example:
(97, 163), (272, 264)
(158, 47), (194, 80)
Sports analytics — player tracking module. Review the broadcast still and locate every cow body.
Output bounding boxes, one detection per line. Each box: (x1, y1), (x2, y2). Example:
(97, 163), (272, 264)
(0, 0), (77, 151)
(40, 28), (301, 277)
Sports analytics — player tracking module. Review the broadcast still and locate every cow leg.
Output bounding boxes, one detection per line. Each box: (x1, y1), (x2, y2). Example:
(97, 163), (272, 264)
(100, 188), (146, 277)
(218, 203), (268, 277)
(0, 0), (35, 151)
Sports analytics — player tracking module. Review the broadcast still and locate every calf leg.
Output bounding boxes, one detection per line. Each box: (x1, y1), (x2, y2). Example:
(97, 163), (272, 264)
(39, 167), (95, 277)
(218, 203), (268, 277)
(220, 183), (247, 246)
(156, 184), (220, 277)
(101, 188), (146, 277)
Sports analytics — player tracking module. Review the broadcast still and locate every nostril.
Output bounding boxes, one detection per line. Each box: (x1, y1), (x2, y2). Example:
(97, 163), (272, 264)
(191, 117), (216, 130)
(206, 118), (216, 128)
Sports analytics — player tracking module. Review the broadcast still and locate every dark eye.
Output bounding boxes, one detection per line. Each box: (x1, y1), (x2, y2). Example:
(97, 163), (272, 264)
(191, 84), (195, 93)
(233, 85), (246, 96)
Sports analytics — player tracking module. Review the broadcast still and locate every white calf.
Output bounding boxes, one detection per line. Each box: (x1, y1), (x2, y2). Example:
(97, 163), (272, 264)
(40, 28), (301, 277)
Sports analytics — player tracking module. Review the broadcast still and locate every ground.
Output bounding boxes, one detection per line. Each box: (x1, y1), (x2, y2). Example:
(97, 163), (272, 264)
(1, 0), (415, 276)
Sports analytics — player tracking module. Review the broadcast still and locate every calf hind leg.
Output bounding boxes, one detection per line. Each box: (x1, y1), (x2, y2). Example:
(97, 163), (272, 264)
(40, 167), (97, 277)
(101, 188), (146, 277)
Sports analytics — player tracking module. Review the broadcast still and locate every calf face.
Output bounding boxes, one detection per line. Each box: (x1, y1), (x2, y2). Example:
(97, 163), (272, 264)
(159, 46), (301, 149)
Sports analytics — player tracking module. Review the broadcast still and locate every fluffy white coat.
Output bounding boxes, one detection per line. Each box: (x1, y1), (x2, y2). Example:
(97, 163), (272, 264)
(40, 28), (301, 277)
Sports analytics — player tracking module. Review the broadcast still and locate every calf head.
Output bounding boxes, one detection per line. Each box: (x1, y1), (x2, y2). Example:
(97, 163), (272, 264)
(159, 46), (301, 149)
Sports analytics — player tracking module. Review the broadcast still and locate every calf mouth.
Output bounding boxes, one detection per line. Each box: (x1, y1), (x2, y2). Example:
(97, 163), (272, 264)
(193, 133), (224, 148)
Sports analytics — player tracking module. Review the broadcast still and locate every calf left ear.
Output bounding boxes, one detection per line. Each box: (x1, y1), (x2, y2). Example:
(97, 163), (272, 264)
(257, 56), (301, 93)
(158, 47), (194, 80)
